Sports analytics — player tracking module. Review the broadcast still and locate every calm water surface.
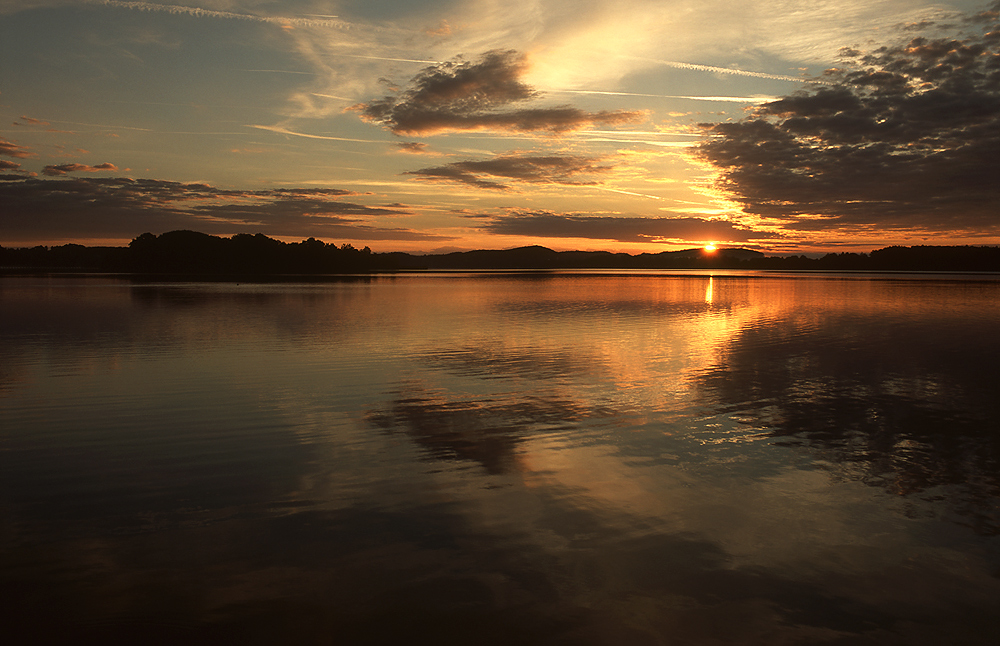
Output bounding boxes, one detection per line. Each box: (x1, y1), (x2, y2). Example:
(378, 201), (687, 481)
(2, 272), (999, 644)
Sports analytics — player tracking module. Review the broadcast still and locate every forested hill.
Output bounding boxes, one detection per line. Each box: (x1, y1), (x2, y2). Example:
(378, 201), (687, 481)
(3, 230), (1000, 273)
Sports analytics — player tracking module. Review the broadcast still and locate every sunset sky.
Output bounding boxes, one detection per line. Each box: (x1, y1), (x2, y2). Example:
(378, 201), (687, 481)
(2, 0), (998, 253)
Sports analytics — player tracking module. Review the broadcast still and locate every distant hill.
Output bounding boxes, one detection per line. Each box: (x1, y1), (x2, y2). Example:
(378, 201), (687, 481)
(2, 231), (1000, 274)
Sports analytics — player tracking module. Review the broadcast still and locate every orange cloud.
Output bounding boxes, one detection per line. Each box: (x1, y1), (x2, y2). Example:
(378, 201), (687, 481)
(0, 136), (33, 159)
(424, 20), (452, 37)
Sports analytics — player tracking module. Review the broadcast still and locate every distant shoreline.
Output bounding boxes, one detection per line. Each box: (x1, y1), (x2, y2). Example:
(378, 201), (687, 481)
(4, 230), (1000, 274)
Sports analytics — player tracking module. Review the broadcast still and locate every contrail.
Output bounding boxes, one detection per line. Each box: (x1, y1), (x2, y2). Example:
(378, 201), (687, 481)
(596, 187), (663, 200)
(584, 130), (701, 136)
(312, 93), (357, 102)
(241, 69), (315, 75)
(46, 119), (152, 132)
(99, 3), (815, 87)
(100, 1), (347, 29)
(627, 56), (816, 84)
(662, 60), (805, 83)
(329, 53), (442, 64)
(554, 90), (776, 103)
(250, 124), (380, 143)
(102, 4), (437, 64)
(581, 137), (696, 148)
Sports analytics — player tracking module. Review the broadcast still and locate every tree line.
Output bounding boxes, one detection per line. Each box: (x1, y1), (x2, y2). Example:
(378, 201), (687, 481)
(3, 230), (1000, 273)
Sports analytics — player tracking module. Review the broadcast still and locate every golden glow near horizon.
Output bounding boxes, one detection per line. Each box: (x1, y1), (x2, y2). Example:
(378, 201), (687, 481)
(704, 244), (717, 253)
(0, 1), (997, 253)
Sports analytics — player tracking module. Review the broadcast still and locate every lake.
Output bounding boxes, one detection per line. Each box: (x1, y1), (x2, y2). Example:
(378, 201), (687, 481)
(2, 271), (999, 645)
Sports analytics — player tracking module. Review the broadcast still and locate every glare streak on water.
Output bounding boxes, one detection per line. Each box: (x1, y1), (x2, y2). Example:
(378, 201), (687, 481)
(2, 273), (1000, 644)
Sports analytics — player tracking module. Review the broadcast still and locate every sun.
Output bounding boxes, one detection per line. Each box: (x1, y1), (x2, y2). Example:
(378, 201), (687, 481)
(703, 243), (717, 253)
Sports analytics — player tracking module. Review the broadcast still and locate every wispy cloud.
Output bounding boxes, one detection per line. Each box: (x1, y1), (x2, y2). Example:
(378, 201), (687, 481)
(13, 115), (51, 126)
(472, 209), (776, 243)
(99, 1), (348, 29)
(353, 50), (644, 136)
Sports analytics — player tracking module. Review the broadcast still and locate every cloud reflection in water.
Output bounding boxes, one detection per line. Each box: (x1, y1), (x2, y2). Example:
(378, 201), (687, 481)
(696, 278), (1000, 535)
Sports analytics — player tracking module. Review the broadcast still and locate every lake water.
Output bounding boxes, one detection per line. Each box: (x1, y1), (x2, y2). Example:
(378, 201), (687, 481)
(2, 272), (999, 645)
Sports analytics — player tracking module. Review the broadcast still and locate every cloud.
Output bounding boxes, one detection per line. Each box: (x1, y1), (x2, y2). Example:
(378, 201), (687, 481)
(353, 50), (644, 136)
(424, 20), (452, 38)
(14, 115), (50, 126)
(473, 210), (776, 243)
(394, 142), (430, 154)
(0, 160), (21, 171)
(42, 162), (118, 176)
(368, 386), (598, 475)
(0, 177), (448, 243)
(99, 1), (348, 30)
(0, 136), (32, 159)
(405, 154), (611, 190)
(696, 7), (1000, 236)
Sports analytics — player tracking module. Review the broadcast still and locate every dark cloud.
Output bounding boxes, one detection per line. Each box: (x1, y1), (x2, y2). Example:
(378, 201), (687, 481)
(368, 384), (603, 475)
(474, 210), (776, 243)
(0, 177), (447, 243)
(405, 154), (610, 190)
(0, 157), (34, 179)
(394, 141), (429, 154)
(694, 284), (1000, 534)
(42, 162), (118, 176)
(696, 7), (1000, 236)
(14, 115), (50, 127)
(0, 136), (32, 159)
(353, 50), (644, 136)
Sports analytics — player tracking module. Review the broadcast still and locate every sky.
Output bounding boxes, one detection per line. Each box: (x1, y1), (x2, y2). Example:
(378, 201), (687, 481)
(1, 0), (997, 254)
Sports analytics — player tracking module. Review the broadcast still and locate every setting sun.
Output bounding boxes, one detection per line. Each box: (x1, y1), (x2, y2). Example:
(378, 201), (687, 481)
(704, 244), (717, 253)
